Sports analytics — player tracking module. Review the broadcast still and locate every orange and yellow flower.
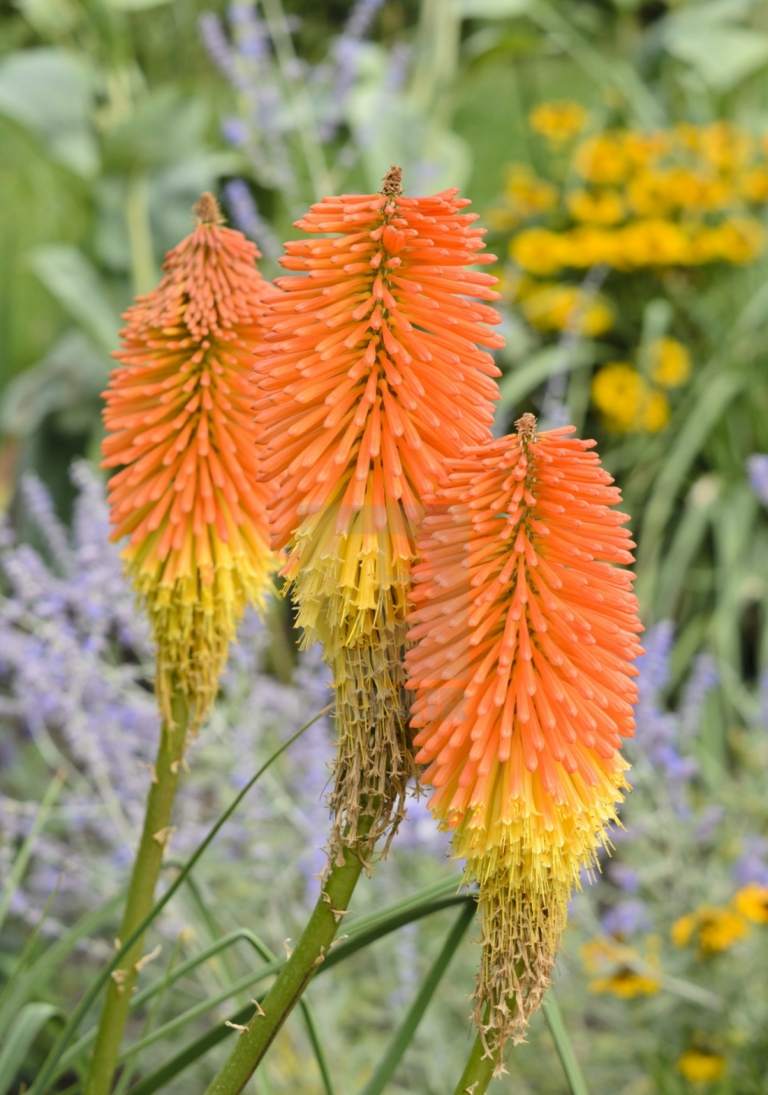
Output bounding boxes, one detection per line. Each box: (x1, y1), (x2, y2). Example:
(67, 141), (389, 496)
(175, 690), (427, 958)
(257, 168), (502, 849)
(407, 414), (642, 1048)
(102, 193), (273, 723)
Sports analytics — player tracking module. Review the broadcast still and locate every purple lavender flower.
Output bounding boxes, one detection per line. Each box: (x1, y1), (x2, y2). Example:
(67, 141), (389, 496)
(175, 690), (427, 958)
(602, 898), (650, 937)
(734, 836), (768, 887)
(747, 454), (768, 505)
(223, 179), (282, 260)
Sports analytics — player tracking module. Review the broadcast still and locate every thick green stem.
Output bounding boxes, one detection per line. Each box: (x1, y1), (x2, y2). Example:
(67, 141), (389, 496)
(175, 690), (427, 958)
(453, 1031), (498, 1095)
(85, 689), (190, 1095)
(204, 818), (374, 1095)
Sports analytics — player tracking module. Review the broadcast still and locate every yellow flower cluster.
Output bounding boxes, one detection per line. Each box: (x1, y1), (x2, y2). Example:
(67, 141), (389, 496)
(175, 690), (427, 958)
(581, 936), (661, 998)
(487, 165), (557, 230)
(510, 217), (764, 275)
(496, 114), (768, 276)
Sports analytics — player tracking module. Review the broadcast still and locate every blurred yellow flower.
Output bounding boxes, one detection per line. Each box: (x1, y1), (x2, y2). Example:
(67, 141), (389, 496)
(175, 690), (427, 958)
(650, 338), (692, 388)
(733, 883), (768, 924)
(489, 165), (558, 229)
(677, 1049), (726, 1084)
(521, 283), (614, 336)
(581, 936), (661, 998)
(529, 100), (588, 143)
(567, 188), (625, 225)
(575, 133), (630, 184)
(590, 967), (661, 998)
(592, 362), (669, 432)
(740, 166), (768, 203)
(510, 227), (569, 275)
(672, 906), (749, 954)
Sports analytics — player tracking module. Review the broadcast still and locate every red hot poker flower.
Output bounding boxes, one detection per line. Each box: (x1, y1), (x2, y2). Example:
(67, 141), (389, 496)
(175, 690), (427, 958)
(102, 193), (273, 723)
(258, 167), (503, 849)
(406, 414), (643, 1052)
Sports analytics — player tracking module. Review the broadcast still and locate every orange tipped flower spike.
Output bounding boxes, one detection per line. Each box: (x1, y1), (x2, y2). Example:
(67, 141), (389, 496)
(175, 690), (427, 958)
(102, 193), (274, 723)
(406, 413), (643, 1052)
(259, 167), (503, 849)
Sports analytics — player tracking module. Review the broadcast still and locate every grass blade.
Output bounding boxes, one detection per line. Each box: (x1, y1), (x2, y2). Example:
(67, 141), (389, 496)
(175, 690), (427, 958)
(0, 1002), (60, 1095)
(29, 706), (331, 1095)
(542, 993), (589, 1095)
(0, 769), (65, 936)
(127, 892), (473, 1094)
(361, 900), (475, 1095)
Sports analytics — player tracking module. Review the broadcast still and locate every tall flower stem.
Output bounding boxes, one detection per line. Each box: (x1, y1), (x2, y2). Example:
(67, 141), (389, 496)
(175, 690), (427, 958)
(453, 1030), (497, 1095)
(85, 688), (190, 1095)
(204, 816), (374, 1095)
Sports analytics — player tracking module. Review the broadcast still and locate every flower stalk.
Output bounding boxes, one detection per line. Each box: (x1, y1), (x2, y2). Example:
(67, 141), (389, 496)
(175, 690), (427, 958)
(85, 687), (190, 1094)
(204, 815), (374, 1095)
(453, 1030), (498, 1095)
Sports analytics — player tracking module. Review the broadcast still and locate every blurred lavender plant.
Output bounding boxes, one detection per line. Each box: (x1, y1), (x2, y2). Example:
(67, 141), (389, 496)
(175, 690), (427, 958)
(200, 0), (413, 243)
(0, 464), (332, 935)
(0, 463), (442, 945)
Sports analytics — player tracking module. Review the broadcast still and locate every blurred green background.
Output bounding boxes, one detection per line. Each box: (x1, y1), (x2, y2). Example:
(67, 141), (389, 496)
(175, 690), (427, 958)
(2, 0), (768, 1091)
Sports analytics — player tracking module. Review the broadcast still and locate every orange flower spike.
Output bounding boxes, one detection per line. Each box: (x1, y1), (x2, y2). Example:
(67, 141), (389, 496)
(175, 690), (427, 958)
(103, 193), (274, 724)
(406, 413), (643, 1052)
(259, 167), (503, 849)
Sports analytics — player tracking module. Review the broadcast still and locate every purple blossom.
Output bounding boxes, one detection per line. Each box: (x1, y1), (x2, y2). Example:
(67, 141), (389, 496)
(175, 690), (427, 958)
(747, 454), (768, 505)
(223, 179), (282, 260)
(734, 836), (768, 887)
(602, 898), (650, 937)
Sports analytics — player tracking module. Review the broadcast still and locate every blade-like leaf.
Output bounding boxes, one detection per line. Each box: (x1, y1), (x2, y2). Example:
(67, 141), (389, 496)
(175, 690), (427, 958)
(0, 1003), (60, 1095)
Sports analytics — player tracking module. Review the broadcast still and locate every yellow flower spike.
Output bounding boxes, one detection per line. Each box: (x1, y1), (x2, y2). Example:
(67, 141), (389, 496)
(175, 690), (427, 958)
(102, 192), (274, 725)
(733, 883), (768, 924)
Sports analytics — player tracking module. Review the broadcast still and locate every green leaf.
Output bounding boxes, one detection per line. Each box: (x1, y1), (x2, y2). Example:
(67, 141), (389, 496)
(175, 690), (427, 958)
(0, 48), (97, 177)
(542, 994), (590, 1095)
(29, 707), (332, 1095)
(126, 891), (472, 1095)
(0, 771), (65, 936)
(497, 343), (596, 418)
(107, 0), (174, 8)
(361, 902), (475, 1095)
(0, 1003), (60, 1094)
(459, 0), (530, 15)
(0, 331), (109, 438)
(102, 87), (209, 173)
(664, 23), (768, 90)
(29, 246), (120, 353)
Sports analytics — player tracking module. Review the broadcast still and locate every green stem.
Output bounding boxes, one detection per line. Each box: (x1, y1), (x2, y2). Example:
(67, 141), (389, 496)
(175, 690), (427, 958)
(125, 173), (157, 295)
(453, 1031), (497, 1095)
(204, 817), (374, 1095)
(84, 688), (190, 1095)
